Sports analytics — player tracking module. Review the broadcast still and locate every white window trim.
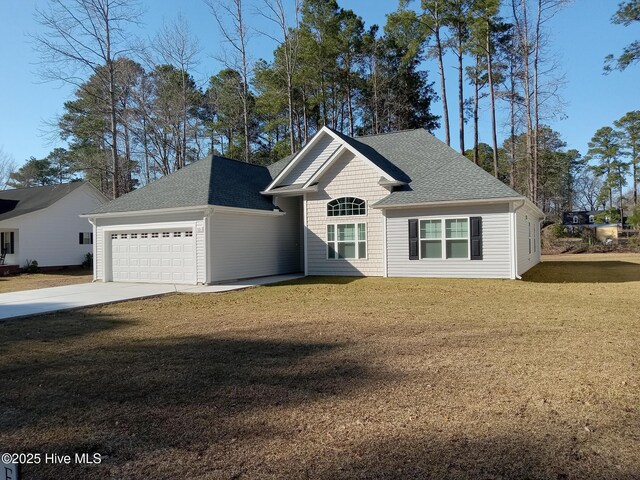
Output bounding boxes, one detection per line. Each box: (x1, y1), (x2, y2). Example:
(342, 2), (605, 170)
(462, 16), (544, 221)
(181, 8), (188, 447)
(418, 216), (471, 261)
(326, 196), (368, 218)
(326, 222), (367, 260)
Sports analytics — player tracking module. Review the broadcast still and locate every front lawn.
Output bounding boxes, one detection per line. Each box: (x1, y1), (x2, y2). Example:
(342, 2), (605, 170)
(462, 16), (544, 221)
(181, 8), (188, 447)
(1, 254), (638, 479)
(0, 269), (92, 294)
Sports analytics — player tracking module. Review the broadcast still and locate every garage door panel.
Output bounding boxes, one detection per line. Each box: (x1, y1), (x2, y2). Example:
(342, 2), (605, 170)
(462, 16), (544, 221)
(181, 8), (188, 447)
(111, 228), (196, 284)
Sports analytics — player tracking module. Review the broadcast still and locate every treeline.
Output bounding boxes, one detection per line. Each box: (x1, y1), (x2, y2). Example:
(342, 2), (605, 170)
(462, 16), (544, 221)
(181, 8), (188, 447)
(13, 0), (638, 222)
(24, 0), (440, 198)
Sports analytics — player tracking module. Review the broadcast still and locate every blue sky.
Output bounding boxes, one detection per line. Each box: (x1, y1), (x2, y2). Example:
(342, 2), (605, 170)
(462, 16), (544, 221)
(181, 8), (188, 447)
(0, 0), (638, 168)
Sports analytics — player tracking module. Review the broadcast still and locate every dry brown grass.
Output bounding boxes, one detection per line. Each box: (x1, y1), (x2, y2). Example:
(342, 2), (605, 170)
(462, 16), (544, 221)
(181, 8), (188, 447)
(1, 254), (639, 479)
(0, 270), (92, 294)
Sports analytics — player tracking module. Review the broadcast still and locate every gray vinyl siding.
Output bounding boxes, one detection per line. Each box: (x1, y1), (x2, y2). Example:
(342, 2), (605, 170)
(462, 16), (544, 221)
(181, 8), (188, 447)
(516, 204), (541, 276)
(306, 150), (388, 276)
(386, 203), (512, 278)
(210, 196), (301, 282)
(280, 135), (341, 185)
(94, 211), (207, 283)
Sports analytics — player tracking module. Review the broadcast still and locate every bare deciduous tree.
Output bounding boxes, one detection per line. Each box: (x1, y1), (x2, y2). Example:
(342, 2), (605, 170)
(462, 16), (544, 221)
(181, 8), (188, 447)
(151, 15), (202, 169)
(207, 0), (252, 162)
(32, 0), (142, 198)
(0, 147), (17, 190)
(255, 0), (301, 154)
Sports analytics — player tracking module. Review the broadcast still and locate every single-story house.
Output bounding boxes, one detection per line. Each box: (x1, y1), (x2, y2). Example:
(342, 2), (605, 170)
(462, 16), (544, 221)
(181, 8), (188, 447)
(0, 182), (108, 269)
(84, 127), (544, 284)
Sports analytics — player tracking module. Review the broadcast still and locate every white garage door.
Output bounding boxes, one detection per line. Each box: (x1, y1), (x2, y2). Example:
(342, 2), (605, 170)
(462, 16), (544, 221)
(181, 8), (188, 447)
(110, 229), (196, 284)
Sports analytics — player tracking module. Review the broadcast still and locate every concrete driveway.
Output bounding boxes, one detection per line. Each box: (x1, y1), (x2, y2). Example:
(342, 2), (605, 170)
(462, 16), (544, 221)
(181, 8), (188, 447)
(0, 274), (304, 321)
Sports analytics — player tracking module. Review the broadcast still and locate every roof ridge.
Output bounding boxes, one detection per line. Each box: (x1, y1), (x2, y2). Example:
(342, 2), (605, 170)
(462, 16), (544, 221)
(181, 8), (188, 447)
(0, 181), (86, 192)
(352, 128), (426, 140)
(213, 154), (270, 170)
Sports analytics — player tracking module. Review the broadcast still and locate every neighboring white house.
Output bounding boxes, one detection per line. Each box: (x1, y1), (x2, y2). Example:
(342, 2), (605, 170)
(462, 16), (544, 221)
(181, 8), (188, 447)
(0, 182), (108, 268)
(84, 127), (544, 284)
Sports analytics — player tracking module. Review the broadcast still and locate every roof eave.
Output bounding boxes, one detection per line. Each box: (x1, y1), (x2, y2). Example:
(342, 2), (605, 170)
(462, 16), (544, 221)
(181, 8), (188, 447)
(81, 204), (213, 218)
(260, 185), (318, 196)
(372, 196), (527, 210)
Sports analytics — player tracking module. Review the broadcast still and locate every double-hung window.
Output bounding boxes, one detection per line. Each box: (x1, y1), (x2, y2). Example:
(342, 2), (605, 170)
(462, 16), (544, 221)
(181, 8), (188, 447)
(419, 220), (442, 258)
(445, 218), (469, 258)
(327, 223), (366, 259)
(419, 218), (469, 259)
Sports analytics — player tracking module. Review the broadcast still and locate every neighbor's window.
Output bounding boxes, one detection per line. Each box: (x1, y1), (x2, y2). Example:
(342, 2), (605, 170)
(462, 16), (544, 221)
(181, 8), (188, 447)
(1, 232), (15, 254)
(588, 215), (595, 223)
(79, 232), (93, 245)
(573, 215), (579, 224)
(419, 218), (469, 259)
(327, 223), (366, 259)
(327, 197), (366, 217)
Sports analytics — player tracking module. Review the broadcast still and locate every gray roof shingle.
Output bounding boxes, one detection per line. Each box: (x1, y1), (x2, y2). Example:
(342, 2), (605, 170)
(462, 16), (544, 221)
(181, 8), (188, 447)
(0, 182), (87, 221)
(89, 128), (523, 216)
(350, 129), (522, 206)
(89, 156), (278, 214)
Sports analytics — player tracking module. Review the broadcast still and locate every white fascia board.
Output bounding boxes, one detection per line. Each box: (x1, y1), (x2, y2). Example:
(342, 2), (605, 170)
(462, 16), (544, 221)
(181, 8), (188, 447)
(81, 205), (210, 218)
(301, 144), (348, 188)
(212, 205), (285, 216)
(259, 185), (318, 196)
(83, 205), (284, 219)
(263, 127), (330, 192)
(372, 197), (521, 210)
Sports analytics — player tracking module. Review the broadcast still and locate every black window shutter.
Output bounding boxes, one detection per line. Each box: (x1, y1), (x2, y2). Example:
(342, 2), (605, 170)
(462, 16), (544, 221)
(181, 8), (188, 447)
(79, 232), (84, 244)
(408, 219), (419, 260)
(1, 232), (4, 253)
(9, 232), (14, 254)
(90, 232), (94, 245)
(470, 216), (483, 260)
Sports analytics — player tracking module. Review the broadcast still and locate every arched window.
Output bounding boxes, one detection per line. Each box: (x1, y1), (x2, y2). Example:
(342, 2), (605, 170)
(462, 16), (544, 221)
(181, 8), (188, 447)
(572, 215), (579, 224)
(327, 197), (366, 216)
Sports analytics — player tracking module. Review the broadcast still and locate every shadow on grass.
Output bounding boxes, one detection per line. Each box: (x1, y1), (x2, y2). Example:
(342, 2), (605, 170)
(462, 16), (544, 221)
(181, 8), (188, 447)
(307, 432), (640, 480)
(0, 313), (383, 478)
(0, 311), (131, 349)
(267, 275), (364, 287)
(523, 260), (640, 283)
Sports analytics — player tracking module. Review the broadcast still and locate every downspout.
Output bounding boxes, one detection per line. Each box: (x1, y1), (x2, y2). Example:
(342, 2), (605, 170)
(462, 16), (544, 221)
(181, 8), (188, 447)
(205, 207), (214, 284)
(512, 200), (526, 280)
(87, 217), (98, 283)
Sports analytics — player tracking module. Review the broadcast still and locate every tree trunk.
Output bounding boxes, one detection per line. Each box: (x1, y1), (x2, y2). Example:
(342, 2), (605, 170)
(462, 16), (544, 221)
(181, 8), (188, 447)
(634, 145), (638, 205)
(435, 28), (450, 146)
(473, 55), (479, 165)
(457, 33), (465, 154)
(486, 23), (499, 178)
(108, 68), (119, 198)
(533, 0), (542, 206)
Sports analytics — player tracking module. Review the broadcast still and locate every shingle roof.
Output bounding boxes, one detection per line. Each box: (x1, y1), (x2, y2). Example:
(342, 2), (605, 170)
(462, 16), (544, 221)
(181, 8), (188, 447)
(89, 155), (278, 214)
(327, 128), (411, 183)
(266, 154), (294, 178)
(89, 128), (524, 216)
(349, 129), (522, 206)
(0, 182), (87, 221)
